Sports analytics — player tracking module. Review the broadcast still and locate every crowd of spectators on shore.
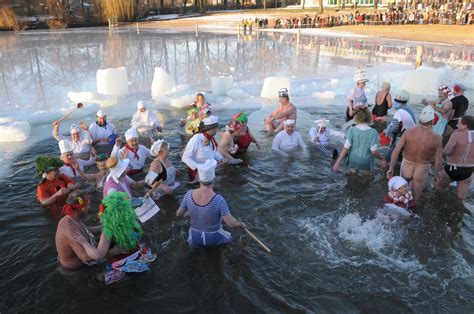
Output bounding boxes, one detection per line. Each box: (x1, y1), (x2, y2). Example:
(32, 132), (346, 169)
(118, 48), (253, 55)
(254, 2), (473, 29)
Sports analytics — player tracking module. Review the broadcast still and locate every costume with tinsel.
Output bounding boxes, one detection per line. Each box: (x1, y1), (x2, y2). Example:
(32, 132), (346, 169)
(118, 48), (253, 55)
(383, 190), (415, 210)
(99, 192), (156, 284)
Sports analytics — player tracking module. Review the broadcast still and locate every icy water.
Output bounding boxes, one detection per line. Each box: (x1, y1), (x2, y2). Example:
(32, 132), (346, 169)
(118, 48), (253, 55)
(1, 28), (474, 312)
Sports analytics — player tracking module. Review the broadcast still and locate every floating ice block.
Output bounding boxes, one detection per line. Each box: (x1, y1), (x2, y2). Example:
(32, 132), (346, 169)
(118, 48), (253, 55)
(227, 88), (249, 99)
(400, 65), (451, 96)
(312, 91), (336, 100)
(151, 67), (176, 98)
(211, 76), (233, 96)
(170, 95), (195, 108)
(260, 77), (291, 99)
(96, 67), (129, 96)
(0, 119), (31, 142)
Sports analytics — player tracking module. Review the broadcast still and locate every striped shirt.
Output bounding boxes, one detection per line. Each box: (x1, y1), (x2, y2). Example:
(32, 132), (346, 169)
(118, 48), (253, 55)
(180, 190), (230, 232)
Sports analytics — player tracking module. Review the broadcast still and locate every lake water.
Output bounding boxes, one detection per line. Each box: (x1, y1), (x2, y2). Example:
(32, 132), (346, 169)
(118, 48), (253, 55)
(0, 27), (473, 312)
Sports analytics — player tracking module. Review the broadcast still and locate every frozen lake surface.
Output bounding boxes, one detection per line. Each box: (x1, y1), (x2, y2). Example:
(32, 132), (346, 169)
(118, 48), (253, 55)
(0, 28), (473, 312)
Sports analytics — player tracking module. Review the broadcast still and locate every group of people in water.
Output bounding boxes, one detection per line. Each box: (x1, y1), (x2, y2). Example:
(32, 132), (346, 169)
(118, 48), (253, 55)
(35, 68), (472, 282)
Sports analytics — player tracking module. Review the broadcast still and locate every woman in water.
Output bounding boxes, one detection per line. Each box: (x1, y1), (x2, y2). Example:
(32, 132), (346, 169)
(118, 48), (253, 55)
(346, 69), (369, 122)
(333, 106), (386, 175)
(372, 82), (392, 133)
(436, 115), (474, 204)
(102, 156), (144, 198)
(145, 140), (180, 199)
(422, 85), (453, 137)
(176, 159), (246, 247)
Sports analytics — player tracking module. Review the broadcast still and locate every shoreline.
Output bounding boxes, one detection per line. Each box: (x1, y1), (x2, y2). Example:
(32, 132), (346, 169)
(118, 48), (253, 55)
(136, 11), (474, 47)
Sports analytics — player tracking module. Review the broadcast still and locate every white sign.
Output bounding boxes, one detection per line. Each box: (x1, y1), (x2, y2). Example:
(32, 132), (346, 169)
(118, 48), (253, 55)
(135, 197), (160, 223)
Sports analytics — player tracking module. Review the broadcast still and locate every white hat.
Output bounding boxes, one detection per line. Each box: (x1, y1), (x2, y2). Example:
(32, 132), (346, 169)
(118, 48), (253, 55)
(420, 106), (435, 123)
(284, 119), (295, 126)
(137, 101), (145, 110)
(59, 140), (73, 155)
(125, 127), (139, 141)
(70, 124), (81, 134)
(150, 139), (168, 157)
(197, 159), (217, 182)
(353, 69), (369, 83)
(394, 90), (409, 102)
(314, 118), (329, 127)
(109, 158), (130, 180)
(97, 110), (105, 117)
(202, 115), (219, 126)
(388, 176), (408, 191)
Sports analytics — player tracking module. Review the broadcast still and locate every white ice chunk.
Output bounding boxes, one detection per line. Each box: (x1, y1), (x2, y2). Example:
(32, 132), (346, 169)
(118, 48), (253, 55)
(227, 88), (249, 99)
(96, 67), (129, 97)
(0, 120), (31, 142)
(67, 91), (118, 107)
(211, 76), (233, 96)
(330, 79), (338, 88)
(151, 67), (176, 98)
(312, 91), (336, 100)
(260, 76), (291, 99)
(170, 95), (195, 108)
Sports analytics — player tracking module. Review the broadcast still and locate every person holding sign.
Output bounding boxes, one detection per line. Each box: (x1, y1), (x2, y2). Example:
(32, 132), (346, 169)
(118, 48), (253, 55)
(176, 159), (246, 247)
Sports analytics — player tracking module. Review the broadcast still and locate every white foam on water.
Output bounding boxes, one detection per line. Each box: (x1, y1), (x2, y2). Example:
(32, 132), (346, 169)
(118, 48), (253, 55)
(67, 91), (118, 107)
(260, 76), (291, 99)
(96, 67), (129, 97)
(297, 209), (423, 273)
(330, 79), (338, 88)
(151, 67), (176, 98)
(211, 76), (233, 97)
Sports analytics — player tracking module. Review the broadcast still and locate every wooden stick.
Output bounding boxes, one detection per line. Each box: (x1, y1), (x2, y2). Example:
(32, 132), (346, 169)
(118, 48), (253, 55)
(58, 103), (84, 124)
(244, 228), (271, 253)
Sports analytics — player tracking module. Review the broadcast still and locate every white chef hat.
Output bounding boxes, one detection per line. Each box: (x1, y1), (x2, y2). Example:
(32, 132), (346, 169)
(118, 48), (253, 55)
(284, 119), (295, 126)
(125, 127), (139, 141)
(96, 110), (105, 117)
(150, 139), (168, 157)
(197, 159), (217, 183)
(59, 140), (73, 155)
(420, 106), (435, 124)
(203, 115), (218, 126)
(137, 101), (145, 110)
(70, 124), (81, 134)
(388, 176), (408, 191)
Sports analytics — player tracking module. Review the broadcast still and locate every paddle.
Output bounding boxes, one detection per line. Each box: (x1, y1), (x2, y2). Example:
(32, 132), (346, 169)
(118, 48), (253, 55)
(244, 228), (271, 253)
(57, 103), (84, 124)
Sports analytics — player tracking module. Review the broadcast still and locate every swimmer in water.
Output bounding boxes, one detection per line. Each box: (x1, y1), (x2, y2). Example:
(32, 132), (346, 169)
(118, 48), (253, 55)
(219, 120), (243, 164)
(74, 153), (109, 189)
(384, 176), (415, 210)
(264, 88), (297, 136)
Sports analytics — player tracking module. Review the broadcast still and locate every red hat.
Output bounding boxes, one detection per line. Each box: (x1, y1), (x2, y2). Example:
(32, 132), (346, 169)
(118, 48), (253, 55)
(62, 195), (89, 215)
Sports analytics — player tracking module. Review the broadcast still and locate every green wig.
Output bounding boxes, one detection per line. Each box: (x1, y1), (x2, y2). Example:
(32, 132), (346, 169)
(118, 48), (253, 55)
(35, 156), (63, 176)
(100, 192), (142, 251)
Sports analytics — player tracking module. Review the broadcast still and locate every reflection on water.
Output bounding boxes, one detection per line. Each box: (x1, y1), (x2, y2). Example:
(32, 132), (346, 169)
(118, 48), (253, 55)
(0, 29), (473, 312)
(0, 29), (472, 111)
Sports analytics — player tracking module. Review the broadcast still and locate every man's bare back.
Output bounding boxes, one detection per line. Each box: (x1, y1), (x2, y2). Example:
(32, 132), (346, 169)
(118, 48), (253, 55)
(55, 216), (91, 270)
(403, 126), (442, 164)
